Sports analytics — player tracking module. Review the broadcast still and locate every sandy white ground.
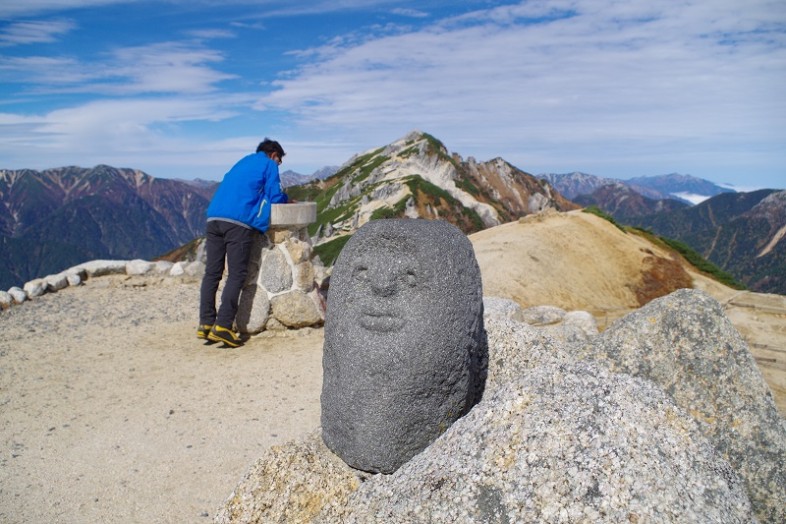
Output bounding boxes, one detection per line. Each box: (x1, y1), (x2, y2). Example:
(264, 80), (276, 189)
(0, 276), (324, 523)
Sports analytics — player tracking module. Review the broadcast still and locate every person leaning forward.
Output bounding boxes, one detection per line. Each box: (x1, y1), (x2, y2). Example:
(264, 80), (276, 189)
(198, 138), (289, 347)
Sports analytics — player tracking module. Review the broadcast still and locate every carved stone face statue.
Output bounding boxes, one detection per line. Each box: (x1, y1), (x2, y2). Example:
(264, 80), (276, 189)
(321, 219), (487, 474)
(348, 237), (424, 334)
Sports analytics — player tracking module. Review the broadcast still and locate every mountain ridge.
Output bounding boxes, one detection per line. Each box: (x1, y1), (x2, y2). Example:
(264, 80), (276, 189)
(2, 133), (782, 296)
(629, 189), (786, 294)
(288, 131), (578, 249)
(540, 171), (738, 204)
(573, 183), (690, 221)
(0, 165), (215, 290)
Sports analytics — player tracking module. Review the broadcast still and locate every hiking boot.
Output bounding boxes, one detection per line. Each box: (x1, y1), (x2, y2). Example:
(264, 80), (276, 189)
(207, 325), (243, 347)
(197, 324), (213, 340)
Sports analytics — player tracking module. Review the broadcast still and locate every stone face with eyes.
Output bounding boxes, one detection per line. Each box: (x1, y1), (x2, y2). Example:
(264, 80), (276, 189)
(321, 219), (487, 474)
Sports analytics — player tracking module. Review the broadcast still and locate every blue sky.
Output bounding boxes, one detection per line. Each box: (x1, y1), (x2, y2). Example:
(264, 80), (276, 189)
(1, 0), (784, 189)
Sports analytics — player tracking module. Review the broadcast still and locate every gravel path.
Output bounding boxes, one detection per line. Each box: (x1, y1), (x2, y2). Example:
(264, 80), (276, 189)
(0, 275), (324, 523)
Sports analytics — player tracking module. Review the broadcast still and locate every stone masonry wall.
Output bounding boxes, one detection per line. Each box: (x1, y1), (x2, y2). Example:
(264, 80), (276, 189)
(235, 227), (328, 334)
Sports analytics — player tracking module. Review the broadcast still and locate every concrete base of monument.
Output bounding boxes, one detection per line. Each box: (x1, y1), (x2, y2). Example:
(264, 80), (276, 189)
(271, 202), (317, 228)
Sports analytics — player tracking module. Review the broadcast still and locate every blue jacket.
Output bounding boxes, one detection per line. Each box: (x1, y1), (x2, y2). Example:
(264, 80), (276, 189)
(206, 152), (288, 233)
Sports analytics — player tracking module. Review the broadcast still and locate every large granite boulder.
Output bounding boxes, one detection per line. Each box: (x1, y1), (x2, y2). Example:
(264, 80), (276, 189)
(320, 361), (754, 523)
(215, 361), (758, 523)
(214, 432), (361, 524)
(574, 288), (786, 523)
(321, 219), (488, 474)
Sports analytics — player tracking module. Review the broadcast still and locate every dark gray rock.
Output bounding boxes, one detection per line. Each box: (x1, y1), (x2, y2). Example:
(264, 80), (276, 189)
(321, 219), (487, 474)
(575, 288), (785, 523)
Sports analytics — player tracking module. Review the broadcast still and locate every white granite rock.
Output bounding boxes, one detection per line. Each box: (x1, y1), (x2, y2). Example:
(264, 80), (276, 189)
(236, 284), (270, 335)
(324, 362), (755, 523)
(169, 262), (186, 277)
(482, 296), (521, 319)
(8, 287), (26, 304)
(259, 247), (292, 293)
(270, 290), (323, 328)
(65, 272), (83, 287)
(575, 288), (786, 522)
(516, 304), (566, 325)
(73, 259), (129, 277)
(183, 261), (205, 278)
(562, 310), (599, 338)
(44, 273), (69, 292)
(0, 290), (12, 309)
(152, 261), (174, 274)
(126, 259), (155, 276)
(23, 279), (46, 298)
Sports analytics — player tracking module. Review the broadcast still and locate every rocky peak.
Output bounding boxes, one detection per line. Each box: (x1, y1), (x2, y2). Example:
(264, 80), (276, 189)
(747, 190), (786, 221)
(538, 171), (621, 200)
(293, 131), (577, 245)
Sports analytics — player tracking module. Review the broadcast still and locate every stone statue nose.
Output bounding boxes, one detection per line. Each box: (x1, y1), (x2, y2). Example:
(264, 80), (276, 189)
(370, 269), (398, 297)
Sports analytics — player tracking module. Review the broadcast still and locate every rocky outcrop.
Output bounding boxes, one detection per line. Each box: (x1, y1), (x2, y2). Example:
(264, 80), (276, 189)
(214, 432), (361, 524)
(296, 131), (578, 245)
(323, 362), (754, 523)
(216, 289), (784, 523)
(574, 289), (786, 523)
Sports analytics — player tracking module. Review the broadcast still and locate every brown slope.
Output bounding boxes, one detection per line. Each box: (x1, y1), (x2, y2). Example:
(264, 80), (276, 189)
(470, 209), (786, 415)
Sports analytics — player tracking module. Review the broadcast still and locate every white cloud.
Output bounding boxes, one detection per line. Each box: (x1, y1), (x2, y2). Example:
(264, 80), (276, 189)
(1, 41), (236, 94)
(0, 55), (90, 85)
(0, 95), (257, 173)
(187, 29), (237, 40)
(107, 43), (236, 94)
(0, 19), (76, 46)
(671, 192), (711, 205)
(390, 8), (428, 18)
(0, 0), (135, 18)
(259, 0), (786, 180)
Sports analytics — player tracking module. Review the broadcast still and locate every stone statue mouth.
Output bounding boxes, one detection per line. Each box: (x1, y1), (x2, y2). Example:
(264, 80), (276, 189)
(359, 310), (405, 332)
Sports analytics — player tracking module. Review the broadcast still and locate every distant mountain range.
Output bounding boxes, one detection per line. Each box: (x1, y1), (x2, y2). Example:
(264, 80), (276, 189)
(536, 172), (786, 295)
(628, 189), (786, 294)
(280, 166), (338, 188)
(539, 171), (736, 204)
(0, 165), (215, 290)
(0, 164), (338, 289)
(572, 183), (690, 222)
(2, 133), (784, 295)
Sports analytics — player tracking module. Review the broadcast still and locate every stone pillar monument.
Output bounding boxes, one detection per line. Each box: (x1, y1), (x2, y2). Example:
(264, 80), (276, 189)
(235, 202), (326, 334)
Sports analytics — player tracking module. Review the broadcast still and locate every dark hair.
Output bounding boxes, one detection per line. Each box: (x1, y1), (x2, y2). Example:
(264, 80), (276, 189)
(256, 138), (285, 159)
